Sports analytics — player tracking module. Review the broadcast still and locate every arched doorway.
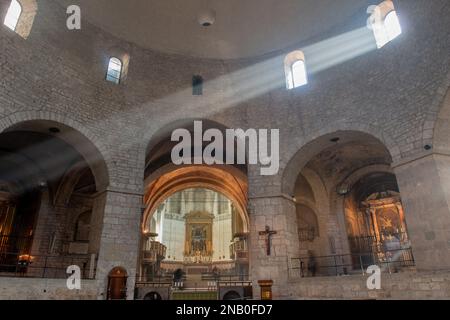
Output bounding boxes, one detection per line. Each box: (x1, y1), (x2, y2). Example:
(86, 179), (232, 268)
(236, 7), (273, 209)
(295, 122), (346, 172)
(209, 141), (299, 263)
(0, 120), (109, 278)
(107, 267), (128, 300)
(144, 291), (162, 300)
(223, 290), (241, 300)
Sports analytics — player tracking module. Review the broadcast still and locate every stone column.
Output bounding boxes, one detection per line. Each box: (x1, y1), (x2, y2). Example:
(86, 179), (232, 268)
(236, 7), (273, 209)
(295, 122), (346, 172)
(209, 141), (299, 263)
(248, 195), (299, 299)
(93, 188), (143, 300)
(394, 153), (450, 270)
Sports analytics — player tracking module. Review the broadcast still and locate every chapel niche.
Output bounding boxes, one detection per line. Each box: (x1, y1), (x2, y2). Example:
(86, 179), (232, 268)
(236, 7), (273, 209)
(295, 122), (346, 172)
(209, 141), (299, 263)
(344, 172), (412, 268)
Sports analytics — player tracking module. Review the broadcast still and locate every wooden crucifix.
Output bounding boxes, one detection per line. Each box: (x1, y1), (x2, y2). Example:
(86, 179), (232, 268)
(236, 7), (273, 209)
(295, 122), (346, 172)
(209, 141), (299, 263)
(259, 225), (277, 256)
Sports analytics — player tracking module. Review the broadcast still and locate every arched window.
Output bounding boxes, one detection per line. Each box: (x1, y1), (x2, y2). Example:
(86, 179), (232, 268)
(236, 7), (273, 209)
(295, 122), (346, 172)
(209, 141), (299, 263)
(106, 57), (123, 84)
(384, 11), (402, 42)
(291, 60), (308, 88)
(4, 0), (22, 31)
(285, 51), (308, 90)
(370, 1), (402, 48)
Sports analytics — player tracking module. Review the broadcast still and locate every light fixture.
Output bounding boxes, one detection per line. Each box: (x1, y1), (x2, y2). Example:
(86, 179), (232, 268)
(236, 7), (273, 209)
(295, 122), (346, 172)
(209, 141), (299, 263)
(197, 0), (216, 27)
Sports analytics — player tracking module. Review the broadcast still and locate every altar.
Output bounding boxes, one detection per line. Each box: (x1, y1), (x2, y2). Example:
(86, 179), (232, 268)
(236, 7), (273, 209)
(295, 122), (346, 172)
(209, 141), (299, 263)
(183, 211), (214, 264)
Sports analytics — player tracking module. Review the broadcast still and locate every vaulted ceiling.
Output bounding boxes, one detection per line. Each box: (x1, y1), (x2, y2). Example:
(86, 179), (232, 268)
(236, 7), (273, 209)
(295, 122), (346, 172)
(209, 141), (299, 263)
(57, 0), (367, 59)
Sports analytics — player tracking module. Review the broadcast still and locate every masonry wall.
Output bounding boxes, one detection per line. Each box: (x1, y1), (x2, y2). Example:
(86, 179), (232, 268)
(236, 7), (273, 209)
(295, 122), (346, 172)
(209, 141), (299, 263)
(288, 271), (450, 300)
(0, 0), (449, 299)
(0, 277), (98, 300)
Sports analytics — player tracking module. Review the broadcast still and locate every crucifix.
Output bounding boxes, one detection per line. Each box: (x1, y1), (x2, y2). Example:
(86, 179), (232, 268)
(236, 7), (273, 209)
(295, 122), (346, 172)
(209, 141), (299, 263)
(259, 225), (277, 256)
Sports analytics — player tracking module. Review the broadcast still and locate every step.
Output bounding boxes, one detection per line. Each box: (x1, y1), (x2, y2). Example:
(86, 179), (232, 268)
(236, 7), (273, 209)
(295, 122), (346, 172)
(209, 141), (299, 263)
(171, 290), (218, 300)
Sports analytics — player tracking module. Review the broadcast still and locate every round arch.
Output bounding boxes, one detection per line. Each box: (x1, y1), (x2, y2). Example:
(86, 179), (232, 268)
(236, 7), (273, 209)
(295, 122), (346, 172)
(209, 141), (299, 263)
(144, 117), (240, 157)
(142, 165), (249, 233)
(0, 117), (110, 191)
(281, 130), (394, 197)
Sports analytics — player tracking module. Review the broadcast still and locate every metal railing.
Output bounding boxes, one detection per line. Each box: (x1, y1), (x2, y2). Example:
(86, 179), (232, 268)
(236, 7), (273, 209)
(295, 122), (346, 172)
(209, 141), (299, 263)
(348, 233), (409, 253)
(0, 234), (97, 279)
(201, 273), (249, 282)
(135, 274), (186, 284)
(0, 235), (33, 255)
(290, 248), (415, 278)
(0, 251), (96, 279)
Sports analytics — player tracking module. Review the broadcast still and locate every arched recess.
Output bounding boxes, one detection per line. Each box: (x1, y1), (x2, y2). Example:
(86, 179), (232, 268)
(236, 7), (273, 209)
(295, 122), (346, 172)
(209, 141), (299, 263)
(281, 130), (396, 197)
(143, 165), (248, 233)
(139, 119), (250, 283)
(281, 130), (413, 274)
(144, 118), (247, 175)
(293, 168), (331, 257)
(143, 118), (249, 230)
(0, 119), (110, 276)
(0, 111), (113, 191)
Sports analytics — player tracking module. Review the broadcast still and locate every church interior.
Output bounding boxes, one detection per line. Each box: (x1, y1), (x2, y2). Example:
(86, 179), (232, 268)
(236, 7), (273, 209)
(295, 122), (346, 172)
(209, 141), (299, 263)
(0, 0), (450, 300)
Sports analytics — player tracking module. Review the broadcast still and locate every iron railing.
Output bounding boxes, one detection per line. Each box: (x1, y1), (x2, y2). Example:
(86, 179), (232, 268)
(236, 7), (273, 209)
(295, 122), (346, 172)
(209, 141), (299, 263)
(0, 235), (33, 255)
(201, 273), (249, 282)
(0, 251), (96, 279)
(290, 248), (415, 278)
(348, 233), (409, 253)
(135, 274), (186, 284)
(0, 234), (97, 279)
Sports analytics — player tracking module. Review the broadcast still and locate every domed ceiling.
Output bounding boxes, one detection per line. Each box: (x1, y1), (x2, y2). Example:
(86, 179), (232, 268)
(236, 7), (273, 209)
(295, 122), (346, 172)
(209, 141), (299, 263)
(57, 0), (367, 59)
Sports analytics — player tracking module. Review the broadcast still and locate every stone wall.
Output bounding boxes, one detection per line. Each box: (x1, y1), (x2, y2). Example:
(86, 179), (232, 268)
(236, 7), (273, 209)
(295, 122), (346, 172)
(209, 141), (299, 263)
(288, 271), (450, 300)
(0, 0), (449, 299)
(0, 277), (98, 300)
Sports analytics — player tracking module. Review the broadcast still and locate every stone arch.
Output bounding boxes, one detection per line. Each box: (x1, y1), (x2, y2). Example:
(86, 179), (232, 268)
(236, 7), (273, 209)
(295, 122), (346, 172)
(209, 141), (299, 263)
(53, 163), (91, 206)
(223, 290), (241, 300)
(143, 291), (162, 300)
(143, 118), (249, 231)
(293, 168), (333, 256)
(281, 127), (396, 197)
(300, 167), (330, 216)
(142, 165), (249, 233)
(145, 117), (242, 149)
(142, 117), (246, 168)
(338, 164), (394, 192)
(0, 113), (111, 191)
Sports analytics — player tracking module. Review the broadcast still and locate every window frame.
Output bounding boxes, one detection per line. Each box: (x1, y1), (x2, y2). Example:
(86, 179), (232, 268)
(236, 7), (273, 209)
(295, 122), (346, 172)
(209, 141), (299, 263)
(370, 1), (402, 49)
(383, 10), (402, 42)
(105, 57), (123, 85)
(4, 0), (22, 32)
(285, 50), (308, 90)
(291, 59), (308, 89)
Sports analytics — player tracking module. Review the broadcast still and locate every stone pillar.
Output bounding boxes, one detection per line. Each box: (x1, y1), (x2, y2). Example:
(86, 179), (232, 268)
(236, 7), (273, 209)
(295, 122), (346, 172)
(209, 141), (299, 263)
(248, 196), (299, 299)
(394, 153), (450, 270)
(94, 188), (143, 300)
